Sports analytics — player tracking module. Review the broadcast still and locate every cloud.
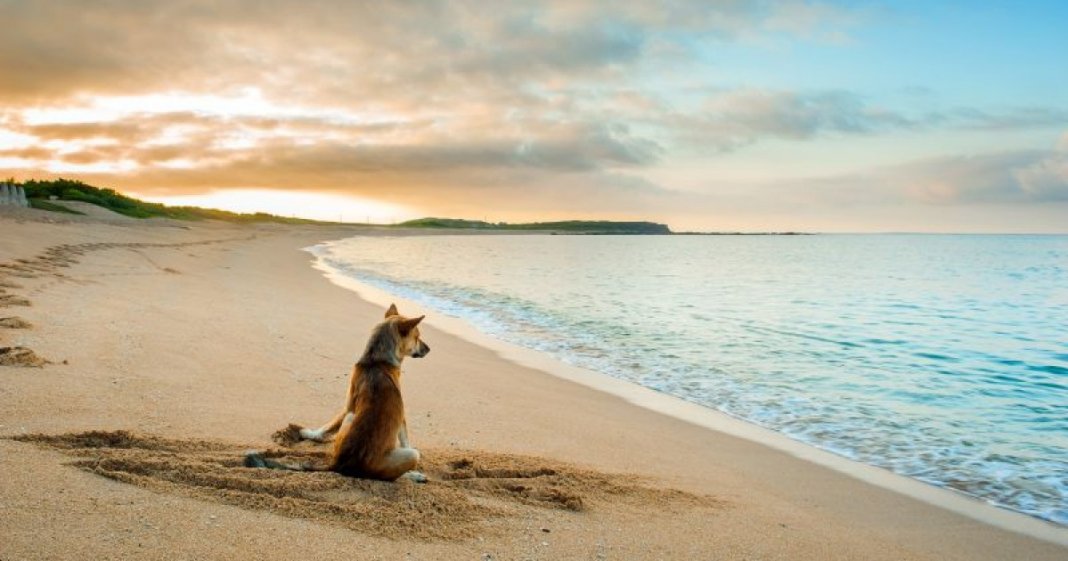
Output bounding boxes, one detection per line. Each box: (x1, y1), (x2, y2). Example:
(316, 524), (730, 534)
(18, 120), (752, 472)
(765, 135), (1068, 207)
(0, 110), (661, 175)
(852, 135), (1068, 205)
(667, 89), (911, 150)
(895, 151), (1053, 204)
(0, 1), (858, 106)
(1012, 133), (1068, 201)
(1, 1), (1060, 160)
(660, 89), (1068, 152)
(928, 107), (1068, 131)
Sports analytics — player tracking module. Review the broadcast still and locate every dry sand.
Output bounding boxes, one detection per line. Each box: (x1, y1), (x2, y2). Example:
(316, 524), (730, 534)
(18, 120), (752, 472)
(1, 205), (1065, 560)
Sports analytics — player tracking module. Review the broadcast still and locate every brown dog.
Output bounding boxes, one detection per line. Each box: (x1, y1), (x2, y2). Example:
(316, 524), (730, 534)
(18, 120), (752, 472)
(246, 303), (430, 481)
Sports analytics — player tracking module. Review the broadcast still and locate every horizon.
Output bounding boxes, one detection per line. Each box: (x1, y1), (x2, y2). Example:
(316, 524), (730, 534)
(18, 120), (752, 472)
(1, 1), (1066, 233)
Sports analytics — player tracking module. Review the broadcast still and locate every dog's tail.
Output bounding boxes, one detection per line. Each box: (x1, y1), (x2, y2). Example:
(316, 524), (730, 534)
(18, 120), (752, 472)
(243, 450), (328, 472)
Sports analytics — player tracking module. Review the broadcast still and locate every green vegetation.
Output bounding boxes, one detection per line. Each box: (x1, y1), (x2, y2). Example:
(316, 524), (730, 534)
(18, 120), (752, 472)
(398, 217), (672, 234)
(17, 178), (325, 224)
(23, 178), (179, 218)
(28, 198), (85, 215)
(399, 218), (499, 229)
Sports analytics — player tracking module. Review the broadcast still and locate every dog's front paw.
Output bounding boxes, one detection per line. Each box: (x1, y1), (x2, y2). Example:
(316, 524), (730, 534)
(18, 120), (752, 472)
(402, 470), (428, 483)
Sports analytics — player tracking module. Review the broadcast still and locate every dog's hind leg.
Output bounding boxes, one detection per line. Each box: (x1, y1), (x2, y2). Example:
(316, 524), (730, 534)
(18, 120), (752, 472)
(373, 447), (423, 482)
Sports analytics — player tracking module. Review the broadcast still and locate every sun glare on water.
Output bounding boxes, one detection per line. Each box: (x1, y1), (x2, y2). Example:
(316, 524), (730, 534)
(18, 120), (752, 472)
(133, 189), (416, 224)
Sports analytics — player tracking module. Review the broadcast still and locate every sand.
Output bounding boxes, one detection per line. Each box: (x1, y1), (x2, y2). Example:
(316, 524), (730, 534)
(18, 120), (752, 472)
(12, 429), (718, 542)
(1, 205), (1065, 560)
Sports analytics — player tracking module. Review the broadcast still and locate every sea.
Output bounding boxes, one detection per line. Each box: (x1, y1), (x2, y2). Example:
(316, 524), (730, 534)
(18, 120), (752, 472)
(309, 233), (1068, 525)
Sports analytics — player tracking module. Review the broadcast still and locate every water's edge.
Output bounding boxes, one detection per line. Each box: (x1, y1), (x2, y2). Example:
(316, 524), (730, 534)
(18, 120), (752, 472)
(304, 240), (1068, 546)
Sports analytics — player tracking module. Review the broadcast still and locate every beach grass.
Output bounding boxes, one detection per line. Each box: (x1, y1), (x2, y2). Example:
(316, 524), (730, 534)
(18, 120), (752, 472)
(28, 198), (85, 215)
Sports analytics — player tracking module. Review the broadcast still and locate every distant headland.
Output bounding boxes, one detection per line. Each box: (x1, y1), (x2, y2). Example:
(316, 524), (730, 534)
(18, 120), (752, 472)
(397, 217), (671, 234)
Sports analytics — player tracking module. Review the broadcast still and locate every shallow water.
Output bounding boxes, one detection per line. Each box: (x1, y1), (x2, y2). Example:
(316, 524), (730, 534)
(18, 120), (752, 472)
(311, 234), (1068, 524)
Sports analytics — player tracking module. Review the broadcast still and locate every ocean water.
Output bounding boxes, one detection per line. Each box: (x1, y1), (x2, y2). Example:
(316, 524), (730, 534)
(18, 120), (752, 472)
(310, 234), (1068, 524)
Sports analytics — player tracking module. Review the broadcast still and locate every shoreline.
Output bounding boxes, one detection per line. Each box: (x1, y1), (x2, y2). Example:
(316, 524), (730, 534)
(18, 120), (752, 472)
(307, 236), (1068, 546)
(2, 209), (1065, 560)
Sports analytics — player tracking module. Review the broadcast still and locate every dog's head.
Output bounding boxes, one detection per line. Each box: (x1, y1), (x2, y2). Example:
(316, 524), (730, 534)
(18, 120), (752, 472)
(385, 303), (430, 359)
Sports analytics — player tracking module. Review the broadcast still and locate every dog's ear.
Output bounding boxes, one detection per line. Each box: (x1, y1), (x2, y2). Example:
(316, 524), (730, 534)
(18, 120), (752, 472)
(397, 315), (424, 335)
(385, 303), (399, 318)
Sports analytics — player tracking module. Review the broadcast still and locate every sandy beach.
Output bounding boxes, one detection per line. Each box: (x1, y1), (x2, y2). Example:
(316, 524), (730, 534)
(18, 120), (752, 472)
(1, 206), (1066, 560)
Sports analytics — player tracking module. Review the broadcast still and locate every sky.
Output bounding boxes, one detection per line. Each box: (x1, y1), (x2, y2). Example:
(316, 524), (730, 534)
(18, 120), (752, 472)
(1, 0), (1066, 232)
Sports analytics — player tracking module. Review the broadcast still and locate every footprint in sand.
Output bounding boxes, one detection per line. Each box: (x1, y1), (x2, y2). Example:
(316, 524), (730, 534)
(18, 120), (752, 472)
(0, 294), (32, 307)
(0, 317), (32, 329)
(0, 346), (49, 367)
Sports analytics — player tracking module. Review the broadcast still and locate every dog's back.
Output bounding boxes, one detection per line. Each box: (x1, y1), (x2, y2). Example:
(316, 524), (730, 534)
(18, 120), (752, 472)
(329, 361), (406, 478)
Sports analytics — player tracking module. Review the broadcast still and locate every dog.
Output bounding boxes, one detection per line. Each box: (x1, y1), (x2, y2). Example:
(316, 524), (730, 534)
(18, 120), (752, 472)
(245, 303), (430, 482)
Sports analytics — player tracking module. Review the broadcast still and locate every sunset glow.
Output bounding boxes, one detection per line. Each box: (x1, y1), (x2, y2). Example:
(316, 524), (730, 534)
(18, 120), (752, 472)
(132, 189), (417, 224)
(1, 1), (1066, 231)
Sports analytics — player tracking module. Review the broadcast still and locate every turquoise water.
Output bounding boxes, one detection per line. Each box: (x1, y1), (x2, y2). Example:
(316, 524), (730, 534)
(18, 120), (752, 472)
(311, 234), (1068, 524)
